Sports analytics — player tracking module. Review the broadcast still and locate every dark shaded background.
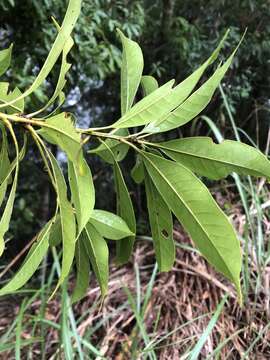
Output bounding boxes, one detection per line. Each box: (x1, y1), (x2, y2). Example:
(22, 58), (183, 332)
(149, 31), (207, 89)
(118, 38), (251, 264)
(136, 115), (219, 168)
(0, 0), (269, 256)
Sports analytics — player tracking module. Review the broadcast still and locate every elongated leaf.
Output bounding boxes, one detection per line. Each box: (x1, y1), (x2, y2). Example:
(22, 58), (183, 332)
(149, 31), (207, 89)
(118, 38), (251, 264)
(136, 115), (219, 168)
(30, 18), (74, 117)
(113, 31), (230, 130)
(0, 0), (81, 109)
(0, 124), (10, 206)
(71, 234), (90, 303)
(142, 152), (242, 300)
(118, 29), (144, 115)
(111, 79), (175, 128)
(90, 209), (134, 240)
(145, 172), (175, 271)
(0, 44), (13, 77)
(38, 112), (81, 163)
(0, 132), (26, 256)
(68, 154), (95, 235)
(131, 155), (144, 184)
(0, 221), (52, 295)
(114, 161), (136, 264)
(84, 223), (108, 297)
(141, 75), (158, 96)
(49, 152), (76, 283)
(145, 37), (243, 133)
(89, 128), (129, 164)
(157, 137), (270, 180)
(48, 215), (62, 247)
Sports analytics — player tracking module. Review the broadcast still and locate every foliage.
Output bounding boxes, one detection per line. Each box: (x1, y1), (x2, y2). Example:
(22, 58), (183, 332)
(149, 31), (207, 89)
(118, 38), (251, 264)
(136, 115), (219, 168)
(1, 0), (270, 306)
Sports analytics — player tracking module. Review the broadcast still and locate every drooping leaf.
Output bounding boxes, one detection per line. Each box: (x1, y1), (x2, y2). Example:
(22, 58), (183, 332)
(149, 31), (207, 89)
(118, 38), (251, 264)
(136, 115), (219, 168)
(0, 44), (13, 77)
(114, 161), (136, 264)
(117, 29), (144, 115)
(145, 172), (175, 271)
(157, 137), (270, 180)
(84, 223), (109, 297)
(48, 152), (76, 283)
(131, 155), (144, 184)
(48, 215), (62, 247)
(68, 154), (95, 235)
(71, 234), (90, 303)
(141, 75), (158, 96)
(90, 209), (134, 240)
(0, 0), (81, 109)
(0, 221), (52, 296)
(30, 18), (74, 116)
(38, 112), (81, 163)
(89, 128), (129, 164)
(0, 131), (26, 256)
(111, 79), (175, 128)
(0, 124), (10, 206)
(144, 37), (243, 133)
(142, 151), (242, 300)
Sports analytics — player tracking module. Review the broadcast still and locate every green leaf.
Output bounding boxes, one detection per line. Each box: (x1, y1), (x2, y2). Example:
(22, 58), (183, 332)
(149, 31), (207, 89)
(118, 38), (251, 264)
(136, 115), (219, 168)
(111, 79), (175, 128)
(117, 29), (144, 115)
(89, 128), (129, 164)
(145, 38), (242, 133)
(0, 221), (52, 296)
(142, 152), (242, 300)
(114, 161), (136, 264)
(0, 44), (13, 77)
(0, 124), (10, 207)
(68, 154), (95, 235)
(38, 112), (81, 163)
(113, 30), (230, 130)
(0, 132), (26, 256)
(131, 155), (144, 184)
(48, 215), (62, 247)
(145, 172), (175, 271)
(0, 0), (81, 109)
(141, 75), (158, 96)
(49, 152), (76, 283)
(90, 209), (134, 240)
(157, 137), (270, 180)
(84, 223), (109, 297)
(71, 234), (90, 303)
(0, 82), (24, 114)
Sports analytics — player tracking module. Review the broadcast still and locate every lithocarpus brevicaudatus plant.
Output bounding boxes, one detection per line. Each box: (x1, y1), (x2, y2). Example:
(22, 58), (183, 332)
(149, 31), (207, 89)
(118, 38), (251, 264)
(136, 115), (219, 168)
(1, 0), (269, 306)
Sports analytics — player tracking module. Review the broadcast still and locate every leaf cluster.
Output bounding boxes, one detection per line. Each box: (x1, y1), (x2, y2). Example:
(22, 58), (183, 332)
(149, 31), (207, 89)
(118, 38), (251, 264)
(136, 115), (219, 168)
(1, 0), (270, 305)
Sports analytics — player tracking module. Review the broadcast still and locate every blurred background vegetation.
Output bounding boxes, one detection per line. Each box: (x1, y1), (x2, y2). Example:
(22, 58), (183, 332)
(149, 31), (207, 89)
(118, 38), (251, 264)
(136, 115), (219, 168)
(0, 1), (270, 358)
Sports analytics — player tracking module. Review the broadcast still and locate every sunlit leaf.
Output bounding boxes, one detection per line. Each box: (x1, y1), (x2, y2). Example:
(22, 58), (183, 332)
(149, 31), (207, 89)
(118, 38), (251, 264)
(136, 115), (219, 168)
(157, 137), (270, 180)
(142, 151), (242, 300)
(145, 172), (175, 271)
(90, 209), (134, 240)
(145, 36), (243, 133)
(84, 223), (109, 297)
(111, 79), (175, 128)
(38, 112), (81, 163)
(118, 29), (144, 115)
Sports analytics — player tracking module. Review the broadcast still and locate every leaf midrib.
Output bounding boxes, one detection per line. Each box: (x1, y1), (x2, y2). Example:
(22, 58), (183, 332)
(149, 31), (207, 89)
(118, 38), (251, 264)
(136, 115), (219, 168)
(142, 152), (236, 281)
